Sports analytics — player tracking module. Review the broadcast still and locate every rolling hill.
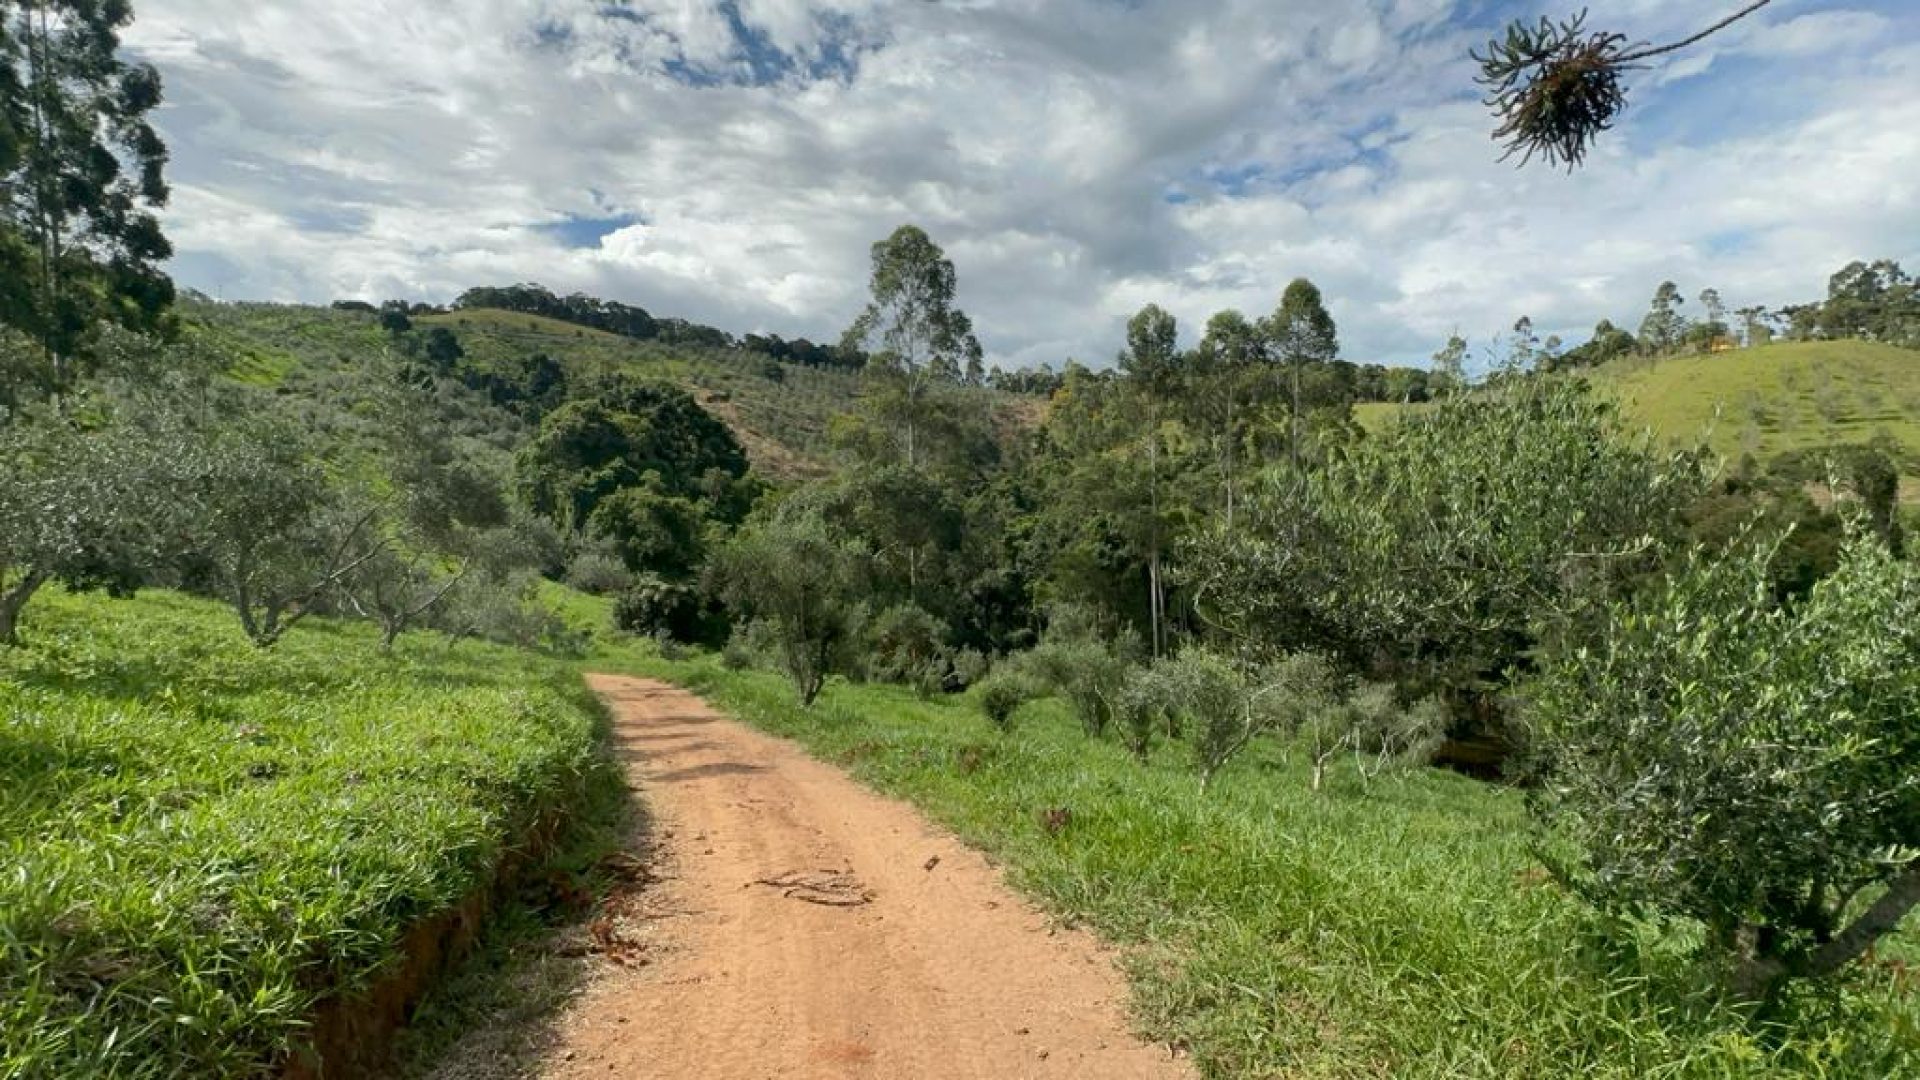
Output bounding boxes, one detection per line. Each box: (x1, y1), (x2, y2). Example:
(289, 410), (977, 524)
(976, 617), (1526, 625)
(1357, 340), (1920, 485)
(184, 299), (873, 480)
(1594, 340), (1920, 469)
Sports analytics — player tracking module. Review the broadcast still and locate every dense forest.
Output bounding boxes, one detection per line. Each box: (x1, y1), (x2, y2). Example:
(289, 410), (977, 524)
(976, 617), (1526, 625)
(7, 0), (1920, 1075)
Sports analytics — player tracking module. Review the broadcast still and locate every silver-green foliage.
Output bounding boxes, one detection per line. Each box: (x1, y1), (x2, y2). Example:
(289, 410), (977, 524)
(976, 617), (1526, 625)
(1197, 377), (1706, 699)
(0, 413), (181, 643)
(713, 507), (866, 706)
(975, 670), (1030, 733)
(1533, 532), (1920, 996)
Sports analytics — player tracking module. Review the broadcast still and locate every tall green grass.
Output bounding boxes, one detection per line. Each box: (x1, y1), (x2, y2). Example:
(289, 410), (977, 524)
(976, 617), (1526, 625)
(605, 650), (1920, 1078)
(0, 588), (614, 1078)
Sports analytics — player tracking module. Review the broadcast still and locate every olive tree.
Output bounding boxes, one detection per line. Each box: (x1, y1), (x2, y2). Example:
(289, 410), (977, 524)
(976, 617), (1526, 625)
(176, 422), (381, 648)
(712, 506), (865, 706)
(1191, 377), (1707, 717)
(339, 536), (466, 651)
(0, 415), (171, 642)
(1532, 533), (1920, 998)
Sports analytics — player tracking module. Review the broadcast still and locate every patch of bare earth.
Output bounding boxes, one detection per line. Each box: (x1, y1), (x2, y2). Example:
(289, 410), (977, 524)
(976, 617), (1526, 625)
(528, 675), (1192, 1080)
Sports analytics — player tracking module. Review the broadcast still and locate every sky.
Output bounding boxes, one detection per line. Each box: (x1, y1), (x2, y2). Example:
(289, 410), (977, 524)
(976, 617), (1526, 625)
(127, 0), (1920, 370)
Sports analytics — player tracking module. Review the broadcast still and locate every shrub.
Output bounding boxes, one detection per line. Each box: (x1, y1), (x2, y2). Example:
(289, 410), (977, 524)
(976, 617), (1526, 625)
(564, 544), (633, 596)
(1259, 651), (1346, 791)
(712, 508), (865, 706)
(1114, 667), (1166, 760)
(947, 646), (990, 691)
(612, 573), (706, 642)
(1025, 636), (1127, 736)
(1531, 533), (1920, 998)
(1344, 684), (1448, 784)
(868, 604), (952, 696)
(432, 571), (585, 656)
(720, 635), (756, 671)
(975, 672), (1029, 732)
(1191, 378), (1707, 712)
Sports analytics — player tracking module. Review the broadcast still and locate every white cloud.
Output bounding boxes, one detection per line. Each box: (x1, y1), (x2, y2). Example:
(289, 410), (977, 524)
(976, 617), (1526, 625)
(127, 0), (1920, 368)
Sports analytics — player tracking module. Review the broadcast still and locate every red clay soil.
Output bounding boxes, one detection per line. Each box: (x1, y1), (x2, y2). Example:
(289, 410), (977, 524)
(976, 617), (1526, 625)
(538, 675), (1193, 1079)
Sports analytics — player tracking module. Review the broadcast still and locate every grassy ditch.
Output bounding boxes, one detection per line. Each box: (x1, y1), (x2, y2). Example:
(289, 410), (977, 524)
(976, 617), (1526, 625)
(603, 649), (1920, 1078)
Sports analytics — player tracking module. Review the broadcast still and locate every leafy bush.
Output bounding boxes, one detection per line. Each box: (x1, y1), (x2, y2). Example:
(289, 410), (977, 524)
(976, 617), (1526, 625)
(1343, 683), (1449, 784)
(975, 671), (1030, 732)
(432, 571), (585, 656)
(1146, 650), (1254, 788)
(563, 544), (634, 596)
(1025, 635), (1127, 736)
(719, 625), (761, 670)
(1114, 666), (1167, 759)
(947, 646), (990, 691)
(1193, 377), (1706, 714)
(1532, 533), (1920, 997)
(712, 508), (866, 706)
(868, 604), (952, 696)
(0, 413), (182, 643)
(1260, 652), (1346, 791)
(612, 573), (709, 643)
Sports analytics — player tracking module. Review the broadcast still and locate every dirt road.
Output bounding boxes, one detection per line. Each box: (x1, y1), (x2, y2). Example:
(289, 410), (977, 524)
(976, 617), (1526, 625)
(537, 674), (1192, 1080)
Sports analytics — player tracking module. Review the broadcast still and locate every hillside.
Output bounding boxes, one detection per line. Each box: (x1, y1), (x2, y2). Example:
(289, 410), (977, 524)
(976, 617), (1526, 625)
(1357, 340), (1920, 481)
(183, 300), (873, 480)
(1595, 340), (1920, 469)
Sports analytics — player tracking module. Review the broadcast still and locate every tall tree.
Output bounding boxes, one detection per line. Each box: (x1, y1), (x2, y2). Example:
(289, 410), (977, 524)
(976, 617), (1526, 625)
(1431, 333), (1468, 396)
(1118, 303), (1180, 656)
(0, 0), (174, 394)
(1191, 309), (1262, 527)
(1263, 278), (1339, 475)
(1638, 281), (1688, 355)
(842, 224), (983, 469)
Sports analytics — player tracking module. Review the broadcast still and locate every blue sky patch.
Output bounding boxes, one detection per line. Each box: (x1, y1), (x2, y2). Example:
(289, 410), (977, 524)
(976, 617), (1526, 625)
(538, 212), (646, 249)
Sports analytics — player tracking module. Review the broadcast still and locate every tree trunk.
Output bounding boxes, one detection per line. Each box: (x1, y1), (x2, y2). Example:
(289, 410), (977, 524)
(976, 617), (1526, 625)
(1144, 545), (1159, 657)
(1289, 357), (1302, 475)
(1223, 391), (1236, 531)
(0, 568), (52, 646)
(232, 572), (262, 646)
(1802, 863), (1920, 980)
(1147, 422), (1163, 658)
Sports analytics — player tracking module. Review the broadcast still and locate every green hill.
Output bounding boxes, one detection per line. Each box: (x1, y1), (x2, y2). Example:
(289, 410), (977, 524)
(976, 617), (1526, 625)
(1595, 340), (1920, 469)
(1358, 340), (1920, 486)
(185, 299), (873, 480)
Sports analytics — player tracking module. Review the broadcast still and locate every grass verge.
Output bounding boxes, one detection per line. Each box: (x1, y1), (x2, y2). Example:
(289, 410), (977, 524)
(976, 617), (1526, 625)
(1, 587), (619, 1078)
(599, 647), (1920, 1078)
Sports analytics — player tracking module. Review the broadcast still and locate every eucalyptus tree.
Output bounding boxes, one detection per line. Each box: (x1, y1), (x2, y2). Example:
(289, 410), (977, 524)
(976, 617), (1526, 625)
(1262, 278), (1338, 474)
(842, 225), (983, 469)
(0, 0), (174, 394)
(1638, 281), (1688, 355)
(1189, 309), (1263, 528)
(1430, 333), (1468, 396)
(1117, 303), (1181, 655)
